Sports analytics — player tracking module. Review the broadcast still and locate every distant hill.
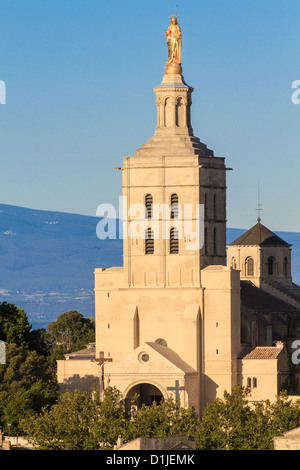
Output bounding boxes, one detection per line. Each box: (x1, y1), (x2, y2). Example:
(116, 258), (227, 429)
(0, 204), (122, 329)
(0, 204), (299, 329)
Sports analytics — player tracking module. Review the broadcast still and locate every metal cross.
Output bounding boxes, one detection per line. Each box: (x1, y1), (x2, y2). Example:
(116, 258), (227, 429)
(256, 181), (263, 222)
(167, 380), (184, 400)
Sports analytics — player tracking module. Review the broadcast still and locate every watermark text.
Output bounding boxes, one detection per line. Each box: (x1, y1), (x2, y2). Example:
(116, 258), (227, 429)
(0, 80), (6, 104)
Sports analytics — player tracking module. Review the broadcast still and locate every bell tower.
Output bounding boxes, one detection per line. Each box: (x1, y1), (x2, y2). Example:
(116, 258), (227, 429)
(154, 73), (194, 136)
(121, 17), (227, 289)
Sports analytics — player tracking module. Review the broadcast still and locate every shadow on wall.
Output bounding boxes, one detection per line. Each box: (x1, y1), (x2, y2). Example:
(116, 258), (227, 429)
(204, 375), (218, 402)
(58, 374), (100, 395)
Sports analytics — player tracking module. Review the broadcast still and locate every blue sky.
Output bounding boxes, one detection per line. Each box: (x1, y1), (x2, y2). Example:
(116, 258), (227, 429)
(1, 0), (300, 231)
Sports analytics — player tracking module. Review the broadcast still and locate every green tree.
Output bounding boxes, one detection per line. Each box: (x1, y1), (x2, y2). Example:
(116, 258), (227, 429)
(21, 388), (101, 450)
(266, 392), (300, 441)
(47, 310), (95, 360)
(0, 302), (53, 357)
(28, 327), (53, 357)
(94, 387), (133, 449)
(21, 387), (199, 450)
(0, 302), (58, 434)
(125, 397), (198, 442)
(0, 302), (32, 348)
(196, 386), (300, 450)
(0, 343), (57, 434)
(21, 387), (131, 450)
(196, 386), (259, 450)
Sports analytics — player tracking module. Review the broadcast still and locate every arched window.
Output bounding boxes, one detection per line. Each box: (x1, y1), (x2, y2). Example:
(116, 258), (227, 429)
(170, 227), (179, 254)
(231, 257), (237, 269)
(204, 227), (208, 254)
(213, 228), (217, 255)
(145, 194), (153, 219)
(246, 257), (254, 276)
(175, 97), (184, 127)
(284, 257), (289, 277)
(164, 97), (173, 127)
(170, 194), (179, 219)
(268, 257), (275, 276)
(145, 228), (154, 254)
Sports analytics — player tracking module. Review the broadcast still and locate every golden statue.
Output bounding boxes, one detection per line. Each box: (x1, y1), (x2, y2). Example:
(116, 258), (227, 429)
(165, 16), (182, 73)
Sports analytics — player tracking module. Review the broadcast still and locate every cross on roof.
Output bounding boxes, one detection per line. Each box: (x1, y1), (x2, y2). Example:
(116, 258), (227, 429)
(256, 181), (263, 222)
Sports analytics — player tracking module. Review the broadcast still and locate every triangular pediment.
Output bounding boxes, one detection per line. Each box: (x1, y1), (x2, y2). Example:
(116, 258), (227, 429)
(106, 342), (196, 376)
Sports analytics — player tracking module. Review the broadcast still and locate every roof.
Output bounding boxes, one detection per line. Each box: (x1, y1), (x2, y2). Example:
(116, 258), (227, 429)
(265, 279), (300, 304)
(242, 345), (284, 360)
(241, 281), (299, 313)
(229, 220), (292, 247)
(65, 343), (96, 360)
(146, 342), (196, 374)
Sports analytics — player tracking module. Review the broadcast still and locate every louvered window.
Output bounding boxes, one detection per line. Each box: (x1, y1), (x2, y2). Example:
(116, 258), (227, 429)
(145, 228), (154, 254)
(170, 227), (179, 254)
(170, 194), (179, 219)
(145, 194), (153, 219)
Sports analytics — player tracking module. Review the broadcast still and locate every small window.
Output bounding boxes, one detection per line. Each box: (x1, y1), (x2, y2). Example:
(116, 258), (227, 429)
(170, 194), (179, 219)
(204, 193), (208, 220)
(213, 194), (217, 220)
(246, 257), (254, 276)
(108, 323), (110, 329)
(213, 228), (217, 255)
(268, 257), (275, 276)
(145, 228), (154, 254)
(253, 377), (257, 388)
(216, 322), (218, 328)
(145, 194), (153, 219)
(204, 227), (208, 254)
(284, 257), (289, 277)
(231, 257), (237, 269)
(216, 349), (219, 355)
(247, 377), (252, 388)
(170, 227), (179, 254)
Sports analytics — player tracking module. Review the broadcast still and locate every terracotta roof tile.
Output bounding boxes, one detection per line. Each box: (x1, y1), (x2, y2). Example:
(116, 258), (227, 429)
(242, 346), (283, 360)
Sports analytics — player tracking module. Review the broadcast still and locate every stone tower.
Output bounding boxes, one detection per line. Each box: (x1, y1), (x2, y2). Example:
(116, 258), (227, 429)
(122, 47), (227, 291)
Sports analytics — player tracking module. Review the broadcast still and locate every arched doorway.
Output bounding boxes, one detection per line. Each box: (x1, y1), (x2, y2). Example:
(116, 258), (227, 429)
(126, 382), (164, 408)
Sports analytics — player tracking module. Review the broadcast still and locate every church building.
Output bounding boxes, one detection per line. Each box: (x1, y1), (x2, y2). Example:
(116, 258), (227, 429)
(57, 17), (299, 413)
